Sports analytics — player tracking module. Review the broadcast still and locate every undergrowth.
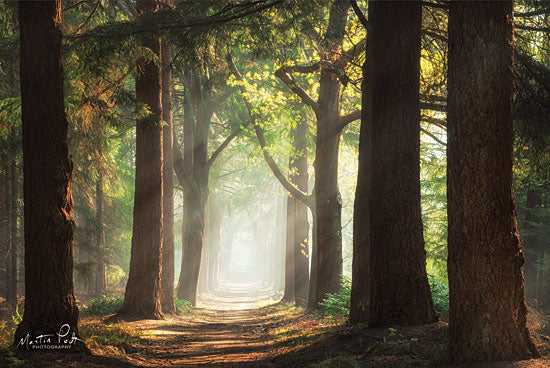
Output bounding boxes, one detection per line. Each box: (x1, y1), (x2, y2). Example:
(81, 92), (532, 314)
(82, 294), (124, 315)
(175, 297), (193, 314)
(79, 321), (143, 355)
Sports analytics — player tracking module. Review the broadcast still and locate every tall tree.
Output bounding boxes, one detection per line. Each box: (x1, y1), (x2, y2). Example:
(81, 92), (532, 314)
(161, 41), (176, 314)
(447, 1), (538, 361)
(14, 0), (82, 348)
(350, 0), (435, 327)
(117, 0), (164, 320)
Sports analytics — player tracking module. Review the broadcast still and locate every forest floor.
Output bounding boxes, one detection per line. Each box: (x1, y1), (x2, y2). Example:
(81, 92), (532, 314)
(2, 303), (550, 368)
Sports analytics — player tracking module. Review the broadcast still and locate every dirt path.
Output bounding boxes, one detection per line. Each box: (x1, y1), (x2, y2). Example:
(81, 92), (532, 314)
(126, 307), (292, 367)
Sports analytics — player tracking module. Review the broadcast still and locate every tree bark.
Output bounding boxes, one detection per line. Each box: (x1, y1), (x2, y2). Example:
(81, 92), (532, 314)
(15, 0), (83, 349)
(161, 41), (176, 314)
(447, 1), (538, 361)
(308, 0), (349, 310)
(350, 0), (435, 327)
(118, 0), (164, 320)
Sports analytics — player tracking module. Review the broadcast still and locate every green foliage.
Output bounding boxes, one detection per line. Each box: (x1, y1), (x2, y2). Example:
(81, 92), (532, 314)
(427, 274), (449, 317)
(82, 294), (124, 316)
(0, 321), (14, 349)
(175, 297), (193, 314)
(318, 276), (351, 319)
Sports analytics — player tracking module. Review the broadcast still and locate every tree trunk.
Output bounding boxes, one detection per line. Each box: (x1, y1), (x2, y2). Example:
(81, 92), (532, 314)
(118, 0), (164, 320)
(308, 0), (349, 310)
(15, 0), (83, 349)
(177, 192), (206, 305)
(95, 167), (106, 296)
(350, 0), (435, 327)
(283, 192), (296, 302)
(7, 134), (18, 309)
(293, 117), (309, 307)
(447, 1), (538, 361)
(161, 42), (176, 314)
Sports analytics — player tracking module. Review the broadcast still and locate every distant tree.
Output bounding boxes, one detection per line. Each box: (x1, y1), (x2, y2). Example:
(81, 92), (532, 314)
(14, 0), (83, 348)
(161, 40), (176, 315)
(350, 0), (435, 327)
(117, 0), (164, 320)
(447, 1), (538, 361)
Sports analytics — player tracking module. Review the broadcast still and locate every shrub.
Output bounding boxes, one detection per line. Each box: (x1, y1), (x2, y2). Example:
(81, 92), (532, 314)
(82, 294), (124, 315)
(318, 276), (351, 319)
(428, 274), (449, 316)
(175, 297), (193, 314)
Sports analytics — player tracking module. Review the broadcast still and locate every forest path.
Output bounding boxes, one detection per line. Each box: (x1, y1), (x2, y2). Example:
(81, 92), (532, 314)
(125, 304), (299, 367)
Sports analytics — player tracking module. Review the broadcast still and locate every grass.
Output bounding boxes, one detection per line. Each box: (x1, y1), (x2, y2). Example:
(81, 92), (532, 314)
(79, 320), (143, 355)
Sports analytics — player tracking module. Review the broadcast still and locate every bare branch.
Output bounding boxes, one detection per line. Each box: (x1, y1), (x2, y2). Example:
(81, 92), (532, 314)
(421, 127), (447, 146)
(207, 120), (251, 167)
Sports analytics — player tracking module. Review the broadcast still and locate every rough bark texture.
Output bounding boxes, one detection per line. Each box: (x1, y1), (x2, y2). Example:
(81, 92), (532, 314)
(307, 0), (349, 311)
(161, 42), (176, 315)
(118, 0), (164, 320)
(447, 1), (538, 361)
(15, 0), (81, 347)
(350, 0), (435, 327)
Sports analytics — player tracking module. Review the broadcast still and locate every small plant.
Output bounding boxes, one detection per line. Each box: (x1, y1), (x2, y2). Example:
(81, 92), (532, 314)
(79, 322), (142, 355)
(318, 276), (351, 319)
(174, 297), (193, 314)
(82, 294), (124, 315)
(428, 274), (449, 316)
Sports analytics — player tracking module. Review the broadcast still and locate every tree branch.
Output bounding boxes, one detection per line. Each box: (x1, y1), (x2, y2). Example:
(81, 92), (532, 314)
(333, 37), (367, 70)
(420, 127), (446, 146)
(336, 109), (361, 133)
(349, 0), (370, 31)
(420, 101), (446, 112)
(274, 67), (320, 113)
(229, 56), (315, 210)
(207, 120), (250, 168)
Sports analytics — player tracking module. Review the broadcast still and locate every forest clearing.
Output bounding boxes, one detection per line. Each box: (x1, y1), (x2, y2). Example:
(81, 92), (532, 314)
(1, 0), (550, 367)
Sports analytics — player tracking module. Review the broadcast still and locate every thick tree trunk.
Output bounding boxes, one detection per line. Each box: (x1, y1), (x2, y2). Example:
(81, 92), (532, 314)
(161, 42), (176, 314)
(447, 1), (538, 361)
(307, 0), (349, 311)
(350, 0), (435, 327)
(7, 137), (18, 309)
(15, 0), (83, 349)
(95, 168), (106, 296)
(118, 0), (164, 320)
(0, 165), (7, 299)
